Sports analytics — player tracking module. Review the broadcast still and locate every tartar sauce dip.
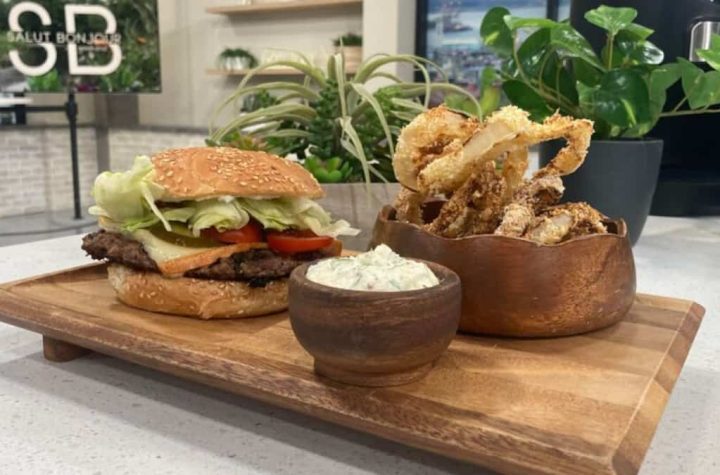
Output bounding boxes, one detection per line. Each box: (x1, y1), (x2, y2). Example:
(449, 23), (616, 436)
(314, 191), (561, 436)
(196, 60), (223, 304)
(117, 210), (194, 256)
(305, 244), (439, 292)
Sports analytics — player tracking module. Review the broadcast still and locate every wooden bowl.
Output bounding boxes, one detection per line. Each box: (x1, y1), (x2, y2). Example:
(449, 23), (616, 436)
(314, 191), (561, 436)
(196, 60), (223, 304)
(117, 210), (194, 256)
(288, 261), (461, 387)
(370, 204), (636, 337)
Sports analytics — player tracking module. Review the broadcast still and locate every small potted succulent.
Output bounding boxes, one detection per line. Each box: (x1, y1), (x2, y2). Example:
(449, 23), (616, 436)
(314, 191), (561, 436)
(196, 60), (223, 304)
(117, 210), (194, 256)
(218, 47), (258, 71)
(481, 5), (720, 244)
(333, 33), (362, 71)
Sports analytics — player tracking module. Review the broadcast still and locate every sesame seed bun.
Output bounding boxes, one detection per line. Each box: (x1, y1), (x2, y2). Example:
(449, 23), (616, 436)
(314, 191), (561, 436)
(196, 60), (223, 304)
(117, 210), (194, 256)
(107, 264), (288, 319)
(152, 147), (324, 200)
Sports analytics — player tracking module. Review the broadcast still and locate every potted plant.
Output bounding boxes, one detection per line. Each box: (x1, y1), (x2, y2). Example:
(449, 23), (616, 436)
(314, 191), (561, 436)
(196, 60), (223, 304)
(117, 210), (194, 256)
(333, 33), (362, 71)
(218, 48), (258, 71)
(207, 51), (479, 247)
(481, 5), (720, 244)
(444, 67), (502, 117)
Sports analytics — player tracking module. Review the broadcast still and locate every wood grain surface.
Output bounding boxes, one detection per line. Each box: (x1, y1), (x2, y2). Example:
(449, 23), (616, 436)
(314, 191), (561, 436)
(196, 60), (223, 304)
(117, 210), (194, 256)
(371, 204), (637, 337)
(0, 264), (705, 475)
(288, 261), (461, 387)
(42, 335), (91, 362)
(205, 0), (362, 15)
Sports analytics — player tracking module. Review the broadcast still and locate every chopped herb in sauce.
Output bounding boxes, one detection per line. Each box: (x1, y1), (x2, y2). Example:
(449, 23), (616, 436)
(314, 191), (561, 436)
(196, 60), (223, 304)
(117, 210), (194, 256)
(306, 244), (439, 291)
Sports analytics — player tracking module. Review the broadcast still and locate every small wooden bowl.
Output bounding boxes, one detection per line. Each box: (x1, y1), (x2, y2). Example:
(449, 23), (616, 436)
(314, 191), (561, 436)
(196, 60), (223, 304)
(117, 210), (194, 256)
(288, 260), (461, 387)
(370, 204), (636, 337)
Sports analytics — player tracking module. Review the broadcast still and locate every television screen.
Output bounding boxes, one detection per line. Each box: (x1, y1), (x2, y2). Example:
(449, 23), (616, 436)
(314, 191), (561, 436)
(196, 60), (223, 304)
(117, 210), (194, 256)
(558, 0), (570, 19)
(0, 0), (160, 93)
(417, 0), (555, 96)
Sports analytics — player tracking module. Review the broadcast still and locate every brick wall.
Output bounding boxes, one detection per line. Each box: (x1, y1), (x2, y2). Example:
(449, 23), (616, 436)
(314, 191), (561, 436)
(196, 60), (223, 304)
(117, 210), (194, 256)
(108, 129), (207, 170)
(0, 127), (208, 219)
(0, 127), (97, 218)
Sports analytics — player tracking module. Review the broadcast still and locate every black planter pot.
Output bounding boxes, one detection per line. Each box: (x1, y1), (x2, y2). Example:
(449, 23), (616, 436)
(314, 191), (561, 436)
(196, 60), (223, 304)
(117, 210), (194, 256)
(539, 139), (663, 245)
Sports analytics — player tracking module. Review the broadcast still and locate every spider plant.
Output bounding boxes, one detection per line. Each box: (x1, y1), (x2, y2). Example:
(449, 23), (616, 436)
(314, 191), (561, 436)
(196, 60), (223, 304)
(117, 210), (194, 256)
(208, 51), (480, 183)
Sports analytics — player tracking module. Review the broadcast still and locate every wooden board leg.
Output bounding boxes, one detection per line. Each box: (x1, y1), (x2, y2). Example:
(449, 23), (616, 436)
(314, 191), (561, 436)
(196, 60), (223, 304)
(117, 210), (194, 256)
(43, 336), (91, 362)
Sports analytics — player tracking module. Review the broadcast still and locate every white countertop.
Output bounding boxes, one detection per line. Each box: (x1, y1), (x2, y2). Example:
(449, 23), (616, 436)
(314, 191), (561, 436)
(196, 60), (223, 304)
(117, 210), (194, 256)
(1, 216), (718, 475)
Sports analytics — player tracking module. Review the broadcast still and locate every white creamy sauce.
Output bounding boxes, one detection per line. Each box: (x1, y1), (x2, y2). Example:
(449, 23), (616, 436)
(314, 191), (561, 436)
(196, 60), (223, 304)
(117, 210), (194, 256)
(306, 244), (439, 292)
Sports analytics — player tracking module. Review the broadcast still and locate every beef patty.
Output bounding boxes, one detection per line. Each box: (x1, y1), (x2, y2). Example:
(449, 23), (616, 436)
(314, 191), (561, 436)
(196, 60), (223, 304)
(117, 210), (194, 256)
(82, 230), (331, 283)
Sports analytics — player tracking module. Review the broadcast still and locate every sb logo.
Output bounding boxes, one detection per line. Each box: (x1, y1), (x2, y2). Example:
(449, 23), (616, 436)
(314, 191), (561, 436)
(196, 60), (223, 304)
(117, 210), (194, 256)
(7, 1), (122, 76)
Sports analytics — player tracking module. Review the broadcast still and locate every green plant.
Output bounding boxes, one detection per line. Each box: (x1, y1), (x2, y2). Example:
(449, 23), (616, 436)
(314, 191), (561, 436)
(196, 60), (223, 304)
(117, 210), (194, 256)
(0, 31), (22, 67)
(27, 70), (63, 92)
(219, 47), (258, 67)
(92, 0), (161, 93)
(242, 89), (278, 112)
(333, 33), (362, 47)
(205, 130), (262, 150)
(209, 51), (479, 183)
(480, 4), (720, 138)
(304, 156), (353, 183)
(100, 63), (141, 92)
(445, 67), (501, 117)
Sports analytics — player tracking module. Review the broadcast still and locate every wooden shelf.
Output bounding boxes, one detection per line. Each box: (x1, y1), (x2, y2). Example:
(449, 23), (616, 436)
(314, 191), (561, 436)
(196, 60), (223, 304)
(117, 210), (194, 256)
(207, 66), (357, 76)
(206, 0), (362, 15)
(208, 67), (303, 76)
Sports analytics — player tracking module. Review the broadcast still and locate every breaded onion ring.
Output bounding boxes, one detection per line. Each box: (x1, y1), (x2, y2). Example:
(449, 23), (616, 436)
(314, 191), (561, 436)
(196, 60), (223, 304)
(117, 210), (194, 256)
(426, 161), (506, 238)
(417, 106), (531, 195)
(393, 187), (426, 225)
(393, 105), (478, 190)
(501, 147), (529, 201)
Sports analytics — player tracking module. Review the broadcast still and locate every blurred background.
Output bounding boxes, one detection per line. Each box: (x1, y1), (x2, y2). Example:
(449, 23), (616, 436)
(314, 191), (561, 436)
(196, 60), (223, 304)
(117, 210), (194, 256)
(0, 0), (567, 246)
(0, 0), (717, 247)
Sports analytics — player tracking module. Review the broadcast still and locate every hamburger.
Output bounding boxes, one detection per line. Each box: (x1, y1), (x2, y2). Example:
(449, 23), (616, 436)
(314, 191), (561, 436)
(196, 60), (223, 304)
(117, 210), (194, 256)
(82, 147), (358, 319)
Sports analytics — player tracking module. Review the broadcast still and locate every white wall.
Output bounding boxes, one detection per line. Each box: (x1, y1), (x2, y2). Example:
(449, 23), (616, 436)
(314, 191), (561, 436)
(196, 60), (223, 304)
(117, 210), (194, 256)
(25, 94), (96, 126)
(137, 0), (195, 129)
(362, 0), (417, 82)
(139, 0), (363, 129)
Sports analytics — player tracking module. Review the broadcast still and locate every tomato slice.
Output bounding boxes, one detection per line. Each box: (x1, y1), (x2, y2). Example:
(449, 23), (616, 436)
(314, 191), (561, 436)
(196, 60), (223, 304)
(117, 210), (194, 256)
(267, 230), (334, 254)
(201, 221), (263, 244)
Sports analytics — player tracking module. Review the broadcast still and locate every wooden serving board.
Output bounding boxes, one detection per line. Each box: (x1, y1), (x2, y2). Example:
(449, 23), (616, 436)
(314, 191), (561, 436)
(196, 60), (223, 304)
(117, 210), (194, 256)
(0, 264), (705, 475)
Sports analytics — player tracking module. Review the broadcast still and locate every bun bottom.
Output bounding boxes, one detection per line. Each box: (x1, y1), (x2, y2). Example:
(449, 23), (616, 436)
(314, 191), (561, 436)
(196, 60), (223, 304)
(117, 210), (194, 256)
(107, 264), (288, 320)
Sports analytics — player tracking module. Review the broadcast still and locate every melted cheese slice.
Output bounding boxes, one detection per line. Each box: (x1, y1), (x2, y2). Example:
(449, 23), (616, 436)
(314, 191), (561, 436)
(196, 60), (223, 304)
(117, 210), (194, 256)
(131, 229), (267, 276)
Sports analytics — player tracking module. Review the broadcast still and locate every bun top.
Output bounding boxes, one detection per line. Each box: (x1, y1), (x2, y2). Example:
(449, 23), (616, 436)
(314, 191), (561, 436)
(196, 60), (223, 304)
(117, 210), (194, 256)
(152, 147), (324, 200)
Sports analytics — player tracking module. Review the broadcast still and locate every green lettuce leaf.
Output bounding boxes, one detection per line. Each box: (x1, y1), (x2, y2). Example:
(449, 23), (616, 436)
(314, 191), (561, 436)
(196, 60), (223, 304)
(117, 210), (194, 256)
(89, 155), (173, 231)
(188, 199), (251, 237)
(237, 197), (360, 237)
(112, 207), (195, 233)
(88, 156), (358, 238)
